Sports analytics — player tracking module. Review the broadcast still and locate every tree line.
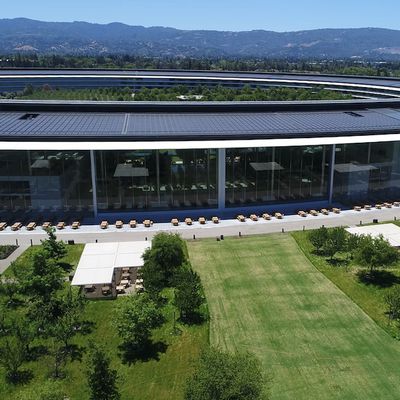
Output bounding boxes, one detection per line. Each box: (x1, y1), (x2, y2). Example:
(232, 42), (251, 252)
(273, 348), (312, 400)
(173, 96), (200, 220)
(1, 54), (399, 77)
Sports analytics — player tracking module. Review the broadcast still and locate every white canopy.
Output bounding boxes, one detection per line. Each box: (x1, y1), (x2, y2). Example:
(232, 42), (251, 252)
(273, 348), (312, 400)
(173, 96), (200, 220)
(71, 241), (151, 286)
(346, 223), (400, 247)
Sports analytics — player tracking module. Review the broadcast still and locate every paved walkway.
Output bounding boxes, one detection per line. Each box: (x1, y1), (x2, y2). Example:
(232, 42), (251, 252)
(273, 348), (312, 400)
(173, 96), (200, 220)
(0, 245), (29, 274)
(0, 207), (398, 247)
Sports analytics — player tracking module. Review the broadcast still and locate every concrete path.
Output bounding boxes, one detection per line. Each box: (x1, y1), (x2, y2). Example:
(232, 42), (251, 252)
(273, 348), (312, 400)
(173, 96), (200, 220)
(0, 245), (29, 274)
(0, 207), (398, 247)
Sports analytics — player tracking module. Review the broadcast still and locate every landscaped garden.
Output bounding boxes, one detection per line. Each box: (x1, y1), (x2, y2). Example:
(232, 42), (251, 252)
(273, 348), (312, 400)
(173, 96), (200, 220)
(188, 233), (400, 400)
(0, 232), (209, 400)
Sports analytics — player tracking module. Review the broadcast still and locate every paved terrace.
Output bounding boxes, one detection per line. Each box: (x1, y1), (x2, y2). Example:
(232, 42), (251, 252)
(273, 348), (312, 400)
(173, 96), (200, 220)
(0, 207), (399, 247)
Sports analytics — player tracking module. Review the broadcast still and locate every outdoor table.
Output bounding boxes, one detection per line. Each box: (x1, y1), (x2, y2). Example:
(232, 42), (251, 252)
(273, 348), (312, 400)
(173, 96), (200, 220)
(321, 209), (329, 215)
(11, 222), (22, 231)
(84, 285), (95, 292)
(101, 286), (111, 295)
(72, 221), (80, 229)
(310, 210), (319, 216)
(122, 267), (130, 273)
(57, 222), (65, 230)
(298, 211), (307, 217)
(185, 218), (193, 225)
(42, 222), (51, 229)
(100, 221), (108, 229)
(116, 285), (125, 294)
(115, 220), (123, 228)
(262, 213), (271, 220)
(135, 279), (144, 284)
(250, 214), (258, 221)
(275, 213), (283, 219)
(0, 222), (7, 231)
(198, 217), (206, 224)
(27, 222), (36, 230)
(212, 217), (219, 224)
(171, 218), (179, 226)
(237, 215), (246, 222)
(121, 272), (130, 279)
(143, 220), (152, 227)
(129, 220), (137, 228)
(120, 279), (130, 287)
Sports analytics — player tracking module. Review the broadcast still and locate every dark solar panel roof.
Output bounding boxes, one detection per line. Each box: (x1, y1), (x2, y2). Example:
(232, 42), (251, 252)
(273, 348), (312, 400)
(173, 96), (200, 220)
(1, 106), (400, 141)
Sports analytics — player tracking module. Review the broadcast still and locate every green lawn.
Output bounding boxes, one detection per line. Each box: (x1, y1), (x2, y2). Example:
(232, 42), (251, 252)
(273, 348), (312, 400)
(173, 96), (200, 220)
(292, 230), (400, 337)
(1, 245), (208, 400)
(188, 234), (400, 400)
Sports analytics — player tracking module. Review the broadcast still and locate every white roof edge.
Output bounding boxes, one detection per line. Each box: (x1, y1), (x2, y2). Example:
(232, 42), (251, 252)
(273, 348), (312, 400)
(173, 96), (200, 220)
(1, 133), (400, 151)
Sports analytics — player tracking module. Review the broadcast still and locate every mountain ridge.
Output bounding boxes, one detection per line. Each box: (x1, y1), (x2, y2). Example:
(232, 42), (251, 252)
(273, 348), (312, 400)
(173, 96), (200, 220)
(1, 18), (400, 59)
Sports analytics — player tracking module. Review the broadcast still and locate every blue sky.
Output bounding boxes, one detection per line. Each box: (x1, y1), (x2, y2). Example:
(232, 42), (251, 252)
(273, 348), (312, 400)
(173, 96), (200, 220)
(2, 0), (399, 32)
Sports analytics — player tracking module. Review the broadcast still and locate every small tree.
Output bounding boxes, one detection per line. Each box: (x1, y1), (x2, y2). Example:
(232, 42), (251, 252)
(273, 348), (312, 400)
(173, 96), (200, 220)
(308, 227), (328, 253)
(41, 227), (67, 261)
(0, 336), (27, 383)
(355, 235), (399, 274)
(16, 248), (64, 302)
(142, 232), (186, 286)
(174, 267), (204, 321)
(113, 293), (163, 348)
(185, 348), (268, 400)
(87, 345), (120, 400)
(0, 275), (20, 307)
(323, 227), (347, 261)
(140, 260), (165, 300)
(384, 286), (400, 322)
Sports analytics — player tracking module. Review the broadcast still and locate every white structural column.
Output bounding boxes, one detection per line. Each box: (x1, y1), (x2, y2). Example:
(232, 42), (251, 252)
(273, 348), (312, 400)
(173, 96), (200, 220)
(218, 148), (226, 210)
(328, 144), (336, 205)
(90, 150), (98, 218)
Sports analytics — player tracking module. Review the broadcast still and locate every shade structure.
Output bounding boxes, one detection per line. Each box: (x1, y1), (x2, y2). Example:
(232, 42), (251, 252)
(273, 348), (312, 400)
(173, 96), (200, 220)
(71, 241), (151, 286)
(346, 223), (400, 247)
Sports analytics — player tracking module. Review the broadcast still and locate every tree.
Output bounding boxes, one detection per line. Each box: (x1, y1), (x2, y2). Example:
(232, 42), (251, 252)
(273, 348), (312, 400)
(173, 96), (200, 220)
(355, 235), (399, 274)
(139, 260), (165, 299)
(174, 267), (204, 321)
(113, 293), (163, 348)
(323, 227), (347, 261)
(86, 345), (120, 400)
(142, 232), (186, 288)
(308, 227), (328, 253)
(41, 227), (67, 261)
(185, 349), (268, 400)
(0, 275), (20, 307)
(0, 336), (27, 383)
(15, 248), (64, 302)
(47, 289), (86, 348)
(384, 286), (400, 322)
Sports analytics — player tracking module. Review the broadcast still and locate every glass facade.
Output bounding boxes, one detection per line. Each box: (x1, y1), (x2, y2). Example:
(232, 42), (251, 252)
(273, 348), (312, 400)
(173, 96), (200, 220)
(225, 146), (330, 207)
(95, 149), (218, 211)
(0, 150), (93, 216)
(0, 142), (399, 220)
(333, 142), (400, 204)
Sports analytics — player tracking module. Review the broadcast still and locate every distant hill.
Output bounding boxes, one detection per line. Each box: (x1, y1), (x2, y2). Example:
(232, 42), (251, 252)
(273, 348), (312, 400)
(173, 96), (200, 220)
(1, 18), (400, 59)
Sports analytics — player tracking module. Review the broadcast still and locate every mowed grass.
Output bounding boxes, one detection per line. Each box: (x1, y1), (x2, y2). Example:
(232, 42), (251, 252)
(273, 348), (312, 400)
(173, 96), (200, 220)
(188, 234), (400, 400)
